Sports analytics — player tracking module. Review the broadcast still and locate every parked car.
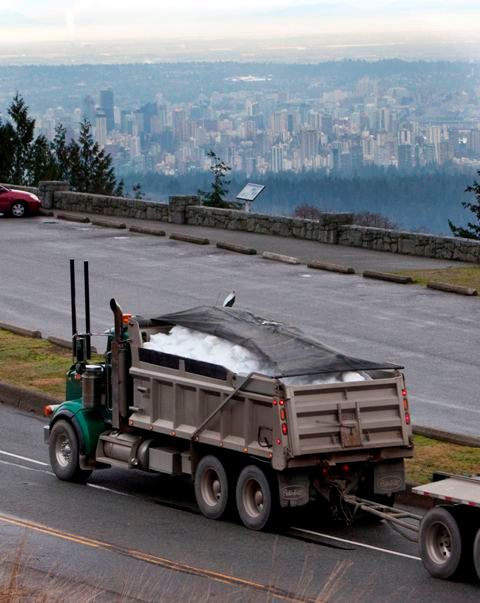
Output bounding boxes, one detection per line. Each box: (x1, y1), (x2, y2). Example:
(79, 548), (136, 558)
(0, 185), (42, 218)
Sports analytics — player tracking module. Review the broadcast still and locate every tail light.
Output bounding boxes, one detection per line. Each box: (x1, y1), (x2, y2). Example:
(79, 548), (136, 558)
(401, 386), (411, 425)
(44, 404), (60, 417)
(282, 423), (288, 435)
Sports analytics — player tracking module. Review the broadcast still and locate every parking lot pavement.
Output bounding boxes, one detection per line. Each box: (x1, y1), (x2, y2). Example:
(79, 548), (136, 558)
(1, 217), (479, 438)
(40, 211), (468, 272)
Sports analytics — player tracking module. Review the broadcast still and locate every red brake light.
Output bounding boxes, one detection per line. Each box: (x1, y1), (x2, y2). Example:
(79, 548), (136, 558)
(405, 412), (411, 425)
(276, 438), (281, 445)
(282, 423), (288, 435)
(342, 464), (350, 473)
(279, 400), (285, 406)
(280, 408), (286, 421)
(402, 388), (407, 397)
(272, 399), (278, 406)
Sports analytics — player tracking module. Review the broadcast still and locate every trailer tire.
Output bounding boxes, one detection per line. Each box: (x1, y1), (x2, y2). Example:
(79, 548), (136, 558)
(49, 420), (92, 483)
(194, 455), (230, 520)
(419, 507), (465, 579)
(473, 528), (480, 581)
(236, 465), (277, 531)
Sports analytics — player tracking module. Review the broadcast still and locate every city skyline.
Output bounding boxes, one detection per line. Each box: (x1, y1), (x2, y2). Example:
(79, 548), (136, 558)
(1, 0), (480, 46)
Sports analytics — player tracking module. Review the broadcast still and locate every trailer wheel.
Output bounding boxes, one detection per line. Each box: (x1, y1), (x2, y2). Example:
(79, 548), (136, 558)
(194, 455), (230, 520)
(49, 420), (92, 483)
(473, 529), (480, 581)
(419, 507), (465, 579)
(236, 465), (277, 531)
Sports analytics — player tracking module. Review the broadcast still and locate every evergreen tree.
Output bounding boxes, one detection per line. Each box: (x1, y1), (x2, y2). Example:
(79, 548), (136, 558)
(449, 171), (480, 240)
(28, 135), (57, 185)
(68, 119), (123, 195)
(198, 150), (232, 208)
(52, 124), (70, 181)
(0, 120), (16, 182)
(8, 93), (35, 185)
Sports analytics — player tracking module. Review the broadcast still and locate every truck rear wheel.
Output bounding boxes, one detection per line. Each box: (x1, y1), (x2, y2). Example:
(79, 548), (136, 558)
(236, 465), (277, 531)
(473, 529), (480, 581)
(419, 507), (464, 579)
(49, 420), (92, 483)
(194, 455), (230, 520)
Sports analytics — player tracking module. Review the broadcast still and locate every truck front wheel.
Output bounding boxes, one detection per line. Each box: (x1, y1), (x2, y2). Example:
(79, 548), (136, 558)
(194, 455), (230, 520)
(419, 507), (464, 579)
(49, 420), (92, 483)
(236, 465), (277, 531)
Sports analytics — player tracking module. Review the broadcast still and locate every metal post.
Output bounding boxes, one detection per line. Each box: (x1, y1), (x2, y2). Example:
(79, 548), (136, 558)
(84, 261), (91, 360)
(70, 259), (77, 358)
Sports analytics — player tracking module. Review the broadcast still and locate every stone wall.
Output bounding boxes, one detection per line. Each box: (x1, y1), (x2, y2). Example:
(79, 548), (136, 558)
(338, 225), (480, 263)
(53, 190), (170, 221)
(7, 180), (480, 264)
(186, 206), (353, 244)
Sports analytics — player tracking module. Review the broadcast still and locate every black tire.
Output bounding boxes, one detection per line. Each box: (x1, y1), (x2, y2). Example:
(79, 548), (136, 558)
(194, 455), (230, 520)
(419, 506), (465, 579)
(236, 465), (277, 531)
(10, 201), (27, 218)
(473, 528), (480, 581)
(49, 420), (92, 483)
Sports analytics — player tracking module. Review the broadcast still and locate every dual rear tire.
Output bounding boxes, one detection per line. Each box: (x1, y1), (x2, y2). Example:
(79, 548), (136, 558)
(194, 455), (276, 530)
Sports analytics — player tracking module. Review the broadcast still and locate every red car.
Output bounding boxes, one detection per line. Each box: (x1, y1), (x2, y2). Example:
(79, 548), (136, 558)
(0, 185), (42, 218)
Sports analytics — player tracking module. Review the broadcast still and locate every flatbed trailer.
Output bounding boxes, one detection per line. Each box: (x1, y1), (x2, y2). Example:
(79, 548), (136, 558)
(342, 475), (480, 582)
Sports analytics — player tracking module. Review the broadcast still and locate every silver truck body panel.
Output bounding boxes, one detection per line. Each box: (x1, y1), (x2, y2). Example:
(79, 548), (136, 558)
(413, 476), (480, 507)
(126, 318), (412, 470)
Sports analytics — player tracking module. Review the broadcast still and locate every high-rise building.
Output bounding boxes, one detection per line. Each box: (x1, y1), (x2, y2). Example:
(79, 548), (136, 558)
(271, 145), (284, 173)
(95, 111), (107, 148)
(300, 129), (318, 162)
(100, 88), (115, 132)
(81, 95), (96, 124)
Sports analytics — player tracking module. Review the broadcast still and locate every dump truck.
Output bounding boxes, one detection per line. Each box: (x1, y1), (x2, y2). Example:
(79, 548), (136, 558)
(44, 260), (413, 532)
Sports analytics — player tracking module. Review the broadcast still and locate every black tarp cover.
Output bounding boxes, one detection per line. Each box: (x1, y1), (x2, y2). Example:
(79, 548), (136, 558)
(148, 306), (402, 377)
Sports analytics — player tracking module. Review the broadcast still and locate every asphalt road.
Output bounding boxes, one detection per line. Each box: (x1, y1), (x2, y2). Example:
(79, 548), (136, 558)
(1, 404), (479, 602)
(0, 217), (479, 437)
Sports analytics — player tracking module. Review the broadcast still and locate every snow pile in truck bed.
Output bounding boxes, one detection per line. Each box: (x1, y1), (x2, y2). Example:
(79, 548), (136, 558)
(144, 326), (369, 384)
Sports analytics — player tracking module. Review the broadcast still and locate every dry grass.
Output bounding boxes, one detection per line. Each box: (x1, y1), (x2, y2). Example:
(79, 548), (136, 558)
(397, 265), (480, 291)
(0, 329), (102, 399)
(406, 434), (480, 483)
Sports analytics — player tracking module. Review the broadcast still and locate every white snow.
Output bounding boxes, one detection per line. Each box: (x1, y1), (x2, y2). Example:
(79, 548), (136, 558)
(144, 326), (369, 384)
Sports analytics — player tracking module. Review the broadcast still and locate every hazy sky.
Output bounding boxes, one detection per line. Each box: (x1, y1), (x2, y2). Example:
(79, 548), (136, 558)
(0, 0), (479, 43)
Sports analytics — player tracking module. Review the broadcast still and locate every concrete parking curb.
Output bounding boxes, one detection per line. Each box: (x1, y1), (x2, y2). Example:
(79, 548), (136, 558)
(262, 251), (301, 265)
(170, 233), (210, 245)
(39, 208), (55, 217)
(55, 213), (90, 224)
(129, 225), (166, 236)
(91, 218), (127, 229)
(216, 241), (257, 255)
(413, 425), (480, 448)
(426, 281), (478, 296)
(0, 322), (42, 339)
(363, 270), (413, 284)
(308, 260), (355, 274)
(0, 381), (60, 414)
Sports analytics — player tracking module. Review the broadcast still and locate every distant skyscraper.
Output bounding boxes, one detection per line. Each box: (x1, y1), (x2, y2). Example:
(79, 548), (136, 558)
(300, 129), (318, 162)
(95, 111), (107, 148)
(82, 95), (96, 124)
(271, 145), (284, 173)
(100, 88), (115, 132)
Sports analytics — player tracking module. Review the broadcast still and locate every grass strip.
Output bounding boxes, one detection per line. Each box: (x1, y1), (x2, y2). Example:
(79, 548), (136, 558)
(398, 266), (480, 290)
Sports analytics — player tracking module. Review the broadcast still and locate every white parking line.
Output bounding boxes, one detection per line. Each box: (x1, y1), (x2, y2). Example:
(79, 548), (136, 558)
(0, 449), (48, 466)
(0, 459), (53, 475)
(291, 527), (421, 561)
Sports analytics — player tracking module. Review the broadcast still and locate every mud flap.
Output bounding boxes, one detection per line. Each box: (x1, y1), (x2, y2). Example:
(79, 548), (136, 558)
(278, 471), (310, 508)
(374, 460), (405, 494)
